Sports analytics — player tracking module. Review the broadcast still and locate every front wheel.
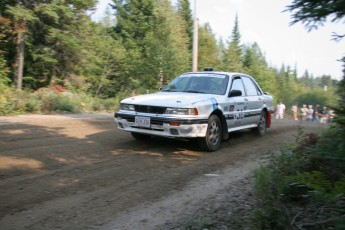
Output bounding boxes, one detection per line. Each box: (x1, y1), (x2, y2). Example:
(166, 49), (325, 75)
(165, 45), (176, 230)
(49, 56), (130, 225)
(198, 115), (222, 152)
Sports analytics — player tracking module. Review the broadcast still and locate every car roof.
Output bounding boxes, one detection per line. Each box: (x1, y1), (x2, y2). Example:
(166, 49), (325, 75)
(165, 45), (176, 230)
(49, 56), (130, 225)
(182, 71), (251, 78)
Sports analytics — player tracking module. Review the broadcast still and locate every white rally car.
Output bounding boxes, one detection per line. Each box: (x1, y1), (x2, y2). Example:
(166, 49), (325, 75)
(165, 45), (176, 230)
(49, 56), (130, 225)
(114, 69), (274, 151)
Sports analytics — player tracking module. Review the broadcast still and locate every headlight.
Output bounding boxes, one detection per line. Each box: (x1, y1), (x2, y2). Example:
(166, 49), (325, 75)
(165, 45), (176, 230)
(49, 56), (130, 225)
(165, 108), (198, 115)
(120, 103), (135, 111)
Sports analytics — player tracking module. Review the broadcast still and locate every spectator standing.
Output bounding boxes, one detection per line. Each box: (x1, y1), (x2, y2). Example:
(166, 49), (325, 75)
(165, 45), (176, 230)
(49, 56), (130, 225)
(300, 104), (308, 121)
(320, 106), (329, 123)
(313, 104), (320, 122)
(291, 103), (298, 121)
(275, 100), (286, 119)
(328, 108), (336, 123)
(306, 105), (314, 122)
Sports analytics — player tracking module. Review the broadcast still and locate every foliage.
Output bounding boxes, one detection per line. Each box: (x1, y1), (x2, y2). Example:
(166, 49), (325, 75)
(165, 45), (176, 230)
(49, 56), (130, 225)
(0, 54), (11, 90)
(0, 0), (340, 110)
(182, 215), (214, 230)
(285, 0), (345, 34)
(176, 0), (193, 51)
(251, 2), (345, 229)
(198, 23), (221, 71)
(334, 57), (345, 126)
(252, 127), (345, 229)
(0, 87), (117, 114)
(222, 15), (243, 72)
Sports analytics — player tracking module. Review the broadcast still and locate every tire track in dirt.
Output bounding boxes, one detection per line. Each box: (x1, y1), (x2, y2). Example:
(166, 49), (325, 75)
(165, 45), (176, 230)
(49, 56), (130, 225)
(0, 114), (327, 230)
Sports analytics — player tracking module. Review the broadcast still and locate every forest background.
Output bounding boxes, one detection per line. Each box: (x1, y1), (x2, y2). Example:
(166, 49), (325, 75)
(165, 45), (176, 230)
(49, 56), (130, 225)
(1, 1), (345, 228)
(0, 0), (343, 114)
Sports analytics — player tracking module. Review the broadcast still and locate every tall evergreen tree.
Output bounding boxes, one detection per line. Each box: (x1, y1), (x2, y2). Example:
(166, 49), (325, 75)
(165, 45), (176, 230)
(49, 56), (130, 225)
(111, 0), (156, 93)
(242, 43), (278, 96)
(222, 15), (243, 72)
(3, 0), (98, 89)
(112, 0), (155, 45)
(141, 0), (190, 90)
(77, 19), (126, 97)
(198, 23), (220, 70)
(111, 0), (190, 93)
(176, 0), (193, 50)
(217, 38), (226, 70)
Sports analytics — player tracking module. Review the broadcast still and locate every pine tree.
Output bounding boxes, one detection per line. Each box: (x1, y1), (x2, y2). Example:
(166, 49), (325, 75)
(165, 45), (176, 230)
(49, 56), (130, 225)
(111, 0), (156, 93)
(198, 23), (220, 70)
(4, 0), (98, 89)
(142, 0), (190, 90)
(222, 15), (243, 72)
(176, 0), (193, 50)
(242, 43), (278, 96)
(285, 0), (345, 40)
(112, 0), (155, 47)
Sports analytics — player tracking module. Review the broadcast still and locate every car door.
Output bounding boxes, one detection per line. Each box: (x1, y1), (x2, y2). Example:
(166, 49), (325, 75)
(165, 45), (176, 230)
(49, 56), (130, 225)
(241, 76), (263, 125)
(224, 76), (250, 129)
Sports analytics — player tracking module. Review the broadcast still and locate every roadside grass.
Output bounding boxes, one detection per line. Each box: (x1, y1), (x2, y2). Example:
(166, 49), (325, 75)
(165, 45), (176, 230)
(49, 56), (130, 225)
(252, 126), (345, 230)
(0, 87), (120, 115)
(180, 126), (345, 230)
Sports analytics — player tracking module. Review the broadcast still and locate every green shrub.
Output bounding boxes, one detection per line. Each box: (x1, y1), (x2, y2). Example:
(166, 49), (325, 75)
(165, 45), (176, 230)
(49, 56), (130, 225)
(0, 88), (27, 114)
(41, 94), (77, 113)
(252, 127), (345, 229)
(25, 94), (42, 113)
(0, 87), (120, 115)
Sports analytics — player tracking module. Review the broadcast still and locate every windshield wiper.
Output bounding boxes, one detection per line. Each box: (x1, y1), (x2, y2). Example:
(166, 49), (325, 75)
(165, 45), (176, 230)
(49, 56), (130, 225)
(162, 89), (180, 92)
(185, 90), (205, 94)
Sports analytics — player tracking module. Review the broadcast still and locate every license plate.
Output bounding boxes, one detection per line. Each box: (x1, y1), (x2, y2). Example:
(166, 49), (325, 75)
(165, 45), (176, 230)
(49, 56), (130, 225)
(135, 116), (150, 128)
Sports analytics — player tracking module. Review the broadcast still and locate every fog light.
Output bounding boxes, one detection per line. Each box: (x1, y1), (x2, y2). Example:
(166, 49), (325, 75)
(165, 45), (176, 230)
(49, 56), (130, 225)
(118, 122), (124, 128)
(170, 129), (179, 135)
(169, 121), (181, 126)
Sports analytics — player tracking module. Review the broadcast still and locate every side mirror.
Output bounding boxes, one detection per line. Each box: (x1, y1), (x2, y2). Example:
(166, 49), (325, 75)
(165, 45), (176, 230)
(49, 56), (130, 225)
(229, 89), (242, 97)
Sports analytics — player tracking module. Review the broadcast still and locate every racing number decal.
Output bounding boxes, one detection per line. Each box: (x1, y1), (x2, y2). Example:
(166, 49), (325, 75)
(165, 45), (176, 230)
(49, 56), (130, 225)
(233, 103), (245, 125)
(235, 108), (245, 119)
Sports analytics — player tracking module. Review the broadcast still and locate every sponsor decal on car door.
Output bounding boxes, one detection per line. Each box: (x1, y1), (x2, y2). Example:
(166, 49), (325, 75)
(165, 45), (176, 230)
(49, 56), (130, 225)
(228, 100), (247, 127)
(225, 76), (249, 128)
(241, 76), (262, 125)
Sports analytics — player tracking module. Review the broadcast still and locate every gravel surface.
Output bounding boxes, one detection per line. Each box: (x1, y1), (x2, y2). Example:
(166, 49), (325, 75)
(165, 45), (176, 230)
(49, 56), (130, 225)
(0, 114), (328, 230)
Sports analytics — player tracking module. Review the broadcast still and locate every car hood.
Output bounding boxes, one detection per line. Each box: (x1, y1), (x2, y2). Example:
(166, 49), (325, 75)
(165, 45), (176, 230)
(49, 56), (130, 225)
(121, 92), (219, 107)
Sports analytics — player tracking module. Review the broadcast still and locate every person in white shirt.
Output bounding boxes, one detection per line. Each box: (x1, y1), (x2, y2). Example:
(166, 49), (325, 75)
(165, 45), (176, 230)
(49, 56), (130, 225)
(306, 105), (314, 122)
(275, 100), (286, 119)
(300, 104), (308, 121)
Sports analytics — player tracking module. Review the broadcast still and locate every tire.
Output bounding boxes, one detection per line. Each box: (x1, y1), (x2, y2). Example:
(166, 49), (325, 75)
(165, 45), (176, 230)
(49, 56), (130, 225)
(131, 132), (151, 141)
(198, 115), (222, 151)
(255, 111), (267, 136)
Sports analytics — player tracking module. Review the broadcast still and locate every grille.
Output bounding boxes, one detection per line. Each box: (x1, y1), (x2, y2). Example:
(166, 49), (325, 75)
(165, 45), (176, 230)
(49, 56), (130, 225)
(134, 105), (166, 114)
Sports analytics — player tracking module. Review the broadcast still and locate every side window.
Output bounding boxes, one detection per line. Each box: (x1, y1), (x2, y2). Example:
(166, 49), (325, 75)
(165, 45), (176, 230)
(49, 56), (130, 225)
(242, 77), (261, 96)
(230, 77), (245, 96)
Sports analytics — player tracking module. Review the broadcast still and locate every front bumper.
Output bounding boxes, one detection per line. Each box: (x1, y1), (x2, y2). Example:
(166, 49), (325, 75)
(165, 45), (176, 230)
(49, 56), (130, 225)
(114, 113), (208, 138)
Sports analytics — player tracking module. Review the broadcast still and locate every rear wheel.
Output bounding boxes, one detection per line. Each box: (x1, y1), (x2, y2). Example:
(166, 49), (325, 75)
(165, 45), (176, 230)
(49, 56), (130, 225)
(255, 111), (267, 136)
(198, 115), (222, 151)
(131, 132), (151, 141)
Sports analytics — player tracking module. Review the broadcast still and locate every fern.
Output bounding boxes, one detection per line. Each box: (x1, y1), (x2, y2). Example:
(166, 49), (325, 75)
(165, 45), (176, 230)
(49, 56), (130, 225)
(288, 171), (345, 203)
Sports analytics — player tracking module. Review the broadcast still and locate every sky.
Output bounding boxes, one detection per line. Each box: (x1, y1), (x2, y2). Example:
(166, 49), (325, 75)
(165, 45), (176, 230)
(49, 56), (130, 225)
(92, 0), (345, 80)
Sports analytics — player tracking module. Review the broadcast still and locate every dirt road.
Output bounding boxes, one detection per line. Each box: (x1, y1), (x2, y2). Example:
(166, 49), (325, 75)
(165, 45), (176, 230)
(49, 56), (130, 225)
(0, 114), (328, 230)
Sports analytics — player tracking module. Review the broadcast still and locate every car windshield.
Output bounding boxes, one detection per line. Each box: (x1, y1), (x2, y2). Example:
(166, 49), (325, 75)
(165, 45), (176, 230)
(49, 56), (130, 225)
(161, 74), (229, 95)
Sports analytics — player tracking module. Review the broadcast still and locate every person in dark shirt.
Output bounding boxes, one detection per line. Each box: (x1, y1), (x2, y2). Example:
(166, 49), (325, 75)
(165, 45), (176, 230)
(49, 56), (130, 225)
(313, 104), (320, 122)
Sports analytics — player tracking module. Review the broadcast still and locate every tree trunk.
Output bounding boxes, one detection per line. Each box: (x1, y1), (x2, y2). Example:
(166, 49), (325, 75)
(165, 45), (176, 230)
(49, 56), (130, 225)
(15, 19), (26, 90)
